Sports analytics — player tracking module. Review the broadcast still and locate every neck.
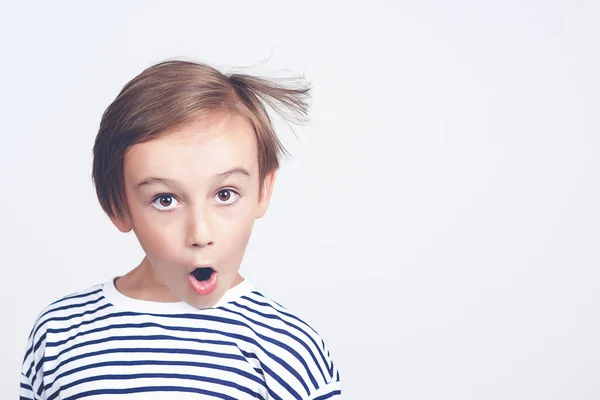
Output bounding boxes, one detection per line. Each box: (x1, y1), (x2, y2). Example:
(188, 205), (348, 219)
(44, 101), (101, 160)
(114, 256), (244, 302)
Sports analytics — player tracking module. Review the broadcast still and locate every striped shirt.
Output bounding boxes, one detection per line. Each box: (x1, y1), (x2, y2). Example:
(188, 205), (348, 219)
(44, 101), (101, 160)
(20, 278), (342, 399)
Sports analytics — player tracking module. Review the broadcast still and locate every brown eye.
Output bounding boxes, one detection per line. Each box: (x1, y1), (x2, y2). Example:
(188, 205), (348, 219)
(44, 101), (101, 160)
(151, 195), (179, 211)
(218, 190), (230, 202)
(215, 189), (239, 205)
(159, 196), (172, 207)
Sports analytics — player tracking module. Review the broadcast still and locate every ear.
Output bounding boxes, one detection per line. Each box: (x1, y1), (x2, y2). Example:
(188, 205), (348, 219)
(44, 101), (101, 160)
(110, 211), (133, 233)
(255, 170), (277, 219)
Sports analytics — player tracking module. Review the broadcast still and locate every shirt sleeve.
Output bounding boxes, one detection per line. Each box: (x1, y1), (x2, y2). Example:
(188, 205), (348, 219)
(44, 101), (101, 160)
(20, 372), (37, 400)
(306, 380), (343, 400)
(20, 315), (47, 400)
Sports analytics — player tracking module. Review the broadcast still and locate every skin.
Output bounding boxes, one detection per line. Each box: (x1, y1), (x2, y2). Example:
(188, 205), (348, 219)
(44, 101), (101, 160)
(110, 113), (276, 309)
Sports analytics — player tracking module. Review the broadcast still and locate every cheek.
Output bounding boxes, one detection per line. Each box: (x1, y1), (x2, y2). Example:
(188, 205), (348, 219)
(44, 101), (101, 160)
(218, 209), (256, 259)
(132, 212), (183, 260)
(230, 220), (254, 248)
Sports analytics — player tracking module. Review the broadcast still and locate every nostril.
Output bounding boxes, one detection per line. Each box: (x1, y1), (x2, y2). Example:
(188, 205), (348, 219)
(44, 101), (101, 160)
(193, 241), (214, 247)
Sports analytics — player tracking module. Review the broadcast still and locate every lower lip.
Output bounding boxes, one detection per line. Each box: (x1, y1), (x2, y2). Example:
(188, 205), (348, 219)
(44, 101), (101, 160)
(188, 270), (218, 295)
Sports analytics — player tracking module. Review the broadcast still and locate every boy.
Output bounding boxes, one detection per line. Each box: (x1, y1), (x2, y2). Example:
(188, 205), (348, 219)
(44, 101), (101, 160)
(20, 60), (342, 399)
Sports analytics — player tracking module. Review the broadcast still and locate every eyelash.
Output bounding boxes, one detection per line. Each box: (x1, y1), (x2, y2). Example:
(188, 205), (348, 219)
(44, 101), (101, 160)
(150, 188), (241, 213)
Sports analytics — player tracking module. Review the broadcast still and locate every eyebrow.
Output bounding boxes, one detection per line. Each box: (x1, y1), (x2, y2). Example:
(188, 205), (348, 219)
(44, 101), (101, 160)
(136, 167), (251, 189)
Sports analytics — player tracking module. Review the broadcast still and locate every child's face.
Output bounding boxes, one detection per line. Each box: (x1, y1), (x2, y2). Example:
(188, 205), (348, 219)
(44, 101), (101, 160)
(113, 113), (275, 309)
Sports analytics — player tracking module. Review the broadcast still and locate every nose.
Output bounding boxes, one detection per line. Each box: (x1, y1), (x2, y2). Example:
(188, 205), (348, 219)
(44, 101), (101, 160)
(186, 206), (214, 248)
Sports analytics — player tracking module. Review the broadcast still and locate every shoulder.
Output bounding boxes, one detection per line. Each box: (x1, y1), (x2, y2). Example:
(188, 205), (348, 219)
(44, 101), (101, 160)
(32, 283), (107, 329)
(20, 282), (109, 387)
(220, 285), (342, 398)
(22, 282), (108, 356)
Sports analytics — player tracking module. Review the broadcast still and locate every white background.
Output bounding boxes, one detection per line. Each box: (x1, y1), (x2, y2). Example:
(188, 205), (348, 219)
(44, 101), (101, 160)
(1, 1), (599, 398)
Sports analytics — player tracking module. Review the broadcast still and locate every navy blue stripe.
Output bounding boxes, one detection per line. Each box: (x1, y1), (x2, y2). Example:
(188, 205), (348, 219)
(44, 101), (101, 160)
(229, 300), (329, 381)
(258, 363), (291, 400)
(314, 389), (342, 400)
(251, 290), (288, 309)
(326, 346), (334, 376)
(44, 347), (246, 378)
(33, 332), (47, 359)
(23, 334), (38, 365)
(26, 324), (35, 341)
(48, 373), (264, 400)
(29, 357), (41, 394)
(30, 331), (47, 392)
(44, 333), (239, 364)
(222, 304), (324, 388)
(46, 321), (237, 349)
(20, 381), (32, 391)
(44, 309), (133, 335)
(62, 385), (240, 400)
(44, 320), (241, 355)
(241, 350), (259, 359)
(24, 354), (35, 379)
(47, 359), (266, 392)
(49, 288), (103, 306)
(36, 376), (44, 396)
(40, 296), (104, 320)
(240, 350), (283, 400)
(23, 345), (34, 365)
(242, 295), (319, 336)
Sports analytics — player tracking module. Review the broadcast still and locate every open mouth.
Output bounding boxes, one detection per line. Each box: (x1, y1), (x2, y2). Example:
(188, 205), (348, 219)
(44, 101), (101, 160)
(188, 266), (218, 295)
(191, 267), (214, 281)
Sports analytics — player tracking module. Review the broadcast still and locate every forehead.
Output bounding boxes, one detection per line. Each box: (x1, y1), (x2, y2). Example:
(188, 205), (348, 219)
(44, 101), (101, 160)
(124, 114), (258, 182)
